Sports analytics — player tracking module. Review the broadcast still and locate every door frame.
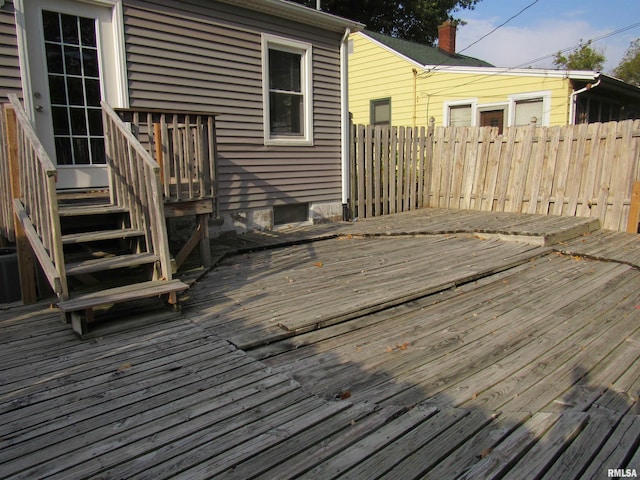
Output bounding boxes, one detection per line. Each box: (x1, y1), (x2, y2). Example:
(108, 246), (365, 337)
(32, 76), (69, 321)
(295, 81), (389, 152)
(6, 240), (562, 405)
(13, 0), (129, 186)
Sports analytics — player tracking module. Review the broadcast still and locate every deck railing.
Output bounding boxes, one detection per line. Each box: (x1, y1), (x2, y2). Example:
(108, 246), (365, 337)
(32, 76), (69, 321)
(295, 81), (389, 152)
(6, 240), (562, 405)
(0, 103), (13, 243)
(3, 94), (67, 298)
(101, 102), (173, 282)
(113, 107), (218, 211)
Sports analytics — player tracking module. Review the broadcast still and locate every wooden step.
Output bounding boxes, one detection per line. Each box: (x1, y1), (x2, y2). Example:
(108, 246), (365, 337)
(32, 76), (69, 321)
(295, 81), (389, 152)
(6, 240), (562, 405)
(58, 279), (188, 313)
(57, 279), (189, 336)
(62, 228), (146, 245)
(65, 252), (159, 276)
(58, 204), (128, 217)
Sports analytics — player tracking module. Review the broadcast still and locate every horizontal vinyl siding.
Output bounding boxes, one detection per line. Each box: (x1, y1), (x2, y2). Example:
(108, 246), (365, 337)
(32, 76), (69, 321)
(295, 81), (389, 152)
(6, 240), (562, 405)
(0, 1), (22, 100)
(124, 0), (344, 212)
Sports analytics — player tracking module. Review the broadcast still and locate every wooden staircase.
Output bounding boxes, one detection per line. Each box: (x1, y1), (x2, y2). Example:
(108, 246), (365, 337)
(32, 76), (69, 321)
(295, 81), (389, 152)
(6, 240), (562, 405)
(1, 95), (220, 338)
(55, 193), (188, 337)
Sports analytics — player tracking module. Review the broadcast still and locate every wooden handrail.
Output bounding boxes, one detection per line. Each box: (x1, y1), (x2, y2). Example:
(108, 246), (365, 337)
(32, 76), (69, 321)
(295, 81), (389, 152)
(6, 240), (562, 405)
(4, 94), (66, 300)
(114, 106), (219, 118)
(0, 106), (14, 243)
(101, 101), (173, 282)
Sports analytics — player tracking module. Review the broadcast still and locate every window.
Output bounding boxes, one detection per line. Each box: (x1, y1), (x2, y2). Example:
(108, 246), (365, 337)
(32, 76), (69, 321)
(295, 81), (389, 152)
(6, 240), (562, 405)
(514, 98), (543, 126)
(370, 98), (391, 126)
(262, 34), (313, 145)
(509, 92), (550, 126)
(448, 104), (472, 127)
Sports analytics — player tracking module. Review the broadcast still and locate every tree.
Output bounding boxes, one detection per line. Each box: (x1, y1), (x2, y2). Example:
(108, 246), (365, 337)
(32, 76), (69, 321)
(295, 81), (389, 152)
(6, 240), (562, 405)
(553, 40), (605, 71)
(291, 0), (483, 45)
(614, 39), (640, 87)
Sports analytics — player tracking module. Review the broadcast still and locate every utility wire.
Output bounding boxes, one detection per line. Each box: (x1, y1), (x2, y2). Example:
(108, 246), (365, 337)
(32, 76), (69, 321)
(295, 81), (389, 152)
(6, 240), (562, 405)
(457, 0), (541, 55)
(513, 22), (640, 68)
(423, 21), (640, 98)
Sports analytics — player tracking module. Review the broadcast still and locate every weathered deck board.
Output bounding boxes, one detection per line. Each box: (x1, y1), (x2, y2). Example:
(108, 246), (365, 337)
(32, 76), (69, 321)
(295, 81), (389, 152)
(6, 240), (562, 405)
(1, 208), (640, 479)
(189, 235), (549, 349)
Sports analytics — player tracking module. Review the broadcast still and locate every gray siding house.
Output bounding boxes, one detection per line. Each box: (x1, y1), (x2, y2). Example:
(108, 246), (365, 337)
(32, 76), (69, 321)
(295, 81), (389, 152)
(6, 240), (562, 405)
(0, 0), (363, 232)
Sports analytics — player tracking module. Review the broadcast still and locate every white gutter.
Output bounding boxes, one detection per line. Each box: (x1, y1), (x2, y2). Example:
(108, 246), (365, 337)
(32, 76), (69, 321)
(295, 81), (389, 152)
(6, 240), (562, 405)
(340, 28), (351, 217)
(569, 76), (601, 124)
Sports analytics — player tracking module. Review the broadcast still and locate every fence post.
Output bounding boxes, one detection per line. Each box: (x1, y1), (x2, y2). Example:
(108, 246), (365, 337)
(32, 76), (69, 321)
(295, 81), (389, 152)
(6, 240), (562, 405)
(4, 104), (37, 304)
(627, 181), (640, 233)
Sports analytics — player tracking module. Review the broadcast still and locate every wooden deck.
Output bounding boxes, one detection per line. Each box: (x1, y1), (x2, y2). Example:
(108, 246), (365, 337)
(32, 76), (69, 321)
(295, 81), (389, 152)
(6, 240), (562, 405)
(2, 209), (640, 479)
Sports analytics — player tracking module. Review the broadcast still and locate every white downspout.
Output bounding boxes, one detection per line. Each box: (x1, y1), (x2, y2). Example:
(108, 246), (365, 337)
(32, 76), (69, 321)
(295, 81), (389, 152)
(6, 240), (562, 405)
(340, 28), (351, 219)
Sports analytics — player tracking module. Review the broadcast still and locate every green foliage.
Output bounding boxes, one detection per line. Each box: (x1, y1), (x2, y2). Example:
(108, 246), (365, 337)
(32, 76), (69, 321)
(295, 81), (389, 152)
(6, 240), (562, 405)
(614, 39), (640, 87)
(553, 40), (605, 71)
(291, 0), (483, 45)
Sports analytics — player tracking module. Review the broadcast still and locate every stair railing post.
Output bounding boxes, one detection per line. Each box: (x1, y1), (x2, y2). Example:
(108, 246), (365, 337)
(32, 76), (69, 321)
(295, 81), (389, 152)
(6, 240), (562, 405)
(4, 104), (37, 304)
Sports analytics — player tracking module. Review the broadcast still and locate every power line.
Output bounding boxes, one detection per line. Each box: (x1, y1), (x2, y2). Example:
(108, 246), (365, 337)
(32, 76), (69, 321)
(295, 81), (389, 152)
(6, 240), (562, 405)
(513, 22), (640, 68)
(458, 0), (541, 55)
(423, 21), (640, 98)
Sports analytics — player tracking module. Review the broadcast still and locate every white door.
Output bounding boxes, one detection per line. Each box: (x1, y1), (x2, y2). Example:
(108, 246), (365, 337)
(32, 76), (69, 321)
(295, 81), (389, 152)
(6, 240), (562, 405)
(17, 0), (125, 189)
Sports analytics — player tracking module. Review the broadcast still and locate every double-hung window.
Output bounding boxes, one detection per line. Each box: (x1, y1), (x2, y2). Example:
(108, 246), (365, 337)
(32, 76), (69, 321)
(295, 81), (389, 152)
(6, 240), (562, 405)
(262, 34), (313, 145)
(509, 91), (551, 126)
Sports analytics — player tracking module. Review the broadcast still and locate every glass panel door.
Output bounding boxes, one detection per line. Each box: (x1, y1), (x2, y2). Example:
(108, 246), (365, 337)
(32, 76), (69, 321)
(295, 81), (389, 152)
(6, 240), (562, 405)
(42, 10), (105, 167)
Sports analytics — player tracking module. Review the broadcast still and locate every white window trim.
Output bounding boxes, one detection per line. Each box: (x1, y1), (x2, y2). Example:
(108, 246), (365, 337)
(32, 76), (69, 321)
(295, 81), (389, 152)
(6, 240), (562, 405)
(262, 33), (313, 146)
(443, 98), (477, 127)
(508, 91), (551, 127)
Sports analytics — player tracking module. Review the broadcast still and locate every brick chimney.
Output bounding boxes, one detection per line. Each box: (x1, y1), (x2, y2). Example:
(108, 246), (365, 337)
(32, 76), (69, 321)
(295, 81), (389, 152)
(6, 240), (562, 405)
(438, 21), (456, 55)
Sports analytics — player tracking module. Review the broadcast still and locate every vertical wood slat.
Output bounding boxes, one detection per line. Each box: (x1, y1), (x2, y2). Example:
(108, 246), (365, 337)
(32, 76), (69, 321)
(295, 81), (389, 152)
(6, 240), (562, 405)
(356, 124), (365, 219)
(579, 123), (602, 218)
(511, 123), (534, 213)
(389, 126), (397, 214)
(364, 125), (373, 218)
(0, 106), (12, 242)
(349, 120), (356, 219)
(407, 126), (415, 210)
(627, 182), (640, 233)
(565, 123), (589, 216)
(596, 123), (619, 227)
(417, 126), (427, 209)
(373, 125), (381, 216)
(527, 127), (547, 214)
(381, 126), (390, 215)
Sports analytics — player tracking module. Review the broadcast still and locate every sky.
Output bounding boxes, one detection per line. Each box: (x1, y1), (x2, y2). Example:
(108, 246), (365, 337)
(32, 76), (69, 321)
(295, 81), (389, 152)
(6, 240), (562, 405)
(454, 0), (640, 73)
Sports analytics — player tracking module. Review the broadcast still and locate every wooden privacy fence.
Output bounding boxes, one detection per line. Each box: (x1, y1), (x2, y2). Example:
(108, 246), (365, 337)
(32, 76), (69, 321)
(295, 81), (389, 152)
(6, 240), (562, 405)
(350, 124), (433, 219)
(350, 120), (640, 232)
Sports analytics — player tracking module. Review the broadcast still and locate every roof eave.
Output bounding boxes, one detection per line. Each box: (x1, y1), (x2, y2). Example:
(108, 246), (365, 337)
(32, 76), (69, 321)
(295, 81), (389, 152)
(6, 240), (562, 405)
(216, 0), (365, 33)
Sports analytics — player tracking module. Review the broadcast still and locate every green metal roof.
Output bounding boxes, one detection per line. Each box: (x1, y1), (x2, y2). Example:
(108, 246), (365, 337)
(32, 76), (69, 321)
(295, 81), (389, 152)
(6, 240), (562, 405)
(363, 30), (494, 68)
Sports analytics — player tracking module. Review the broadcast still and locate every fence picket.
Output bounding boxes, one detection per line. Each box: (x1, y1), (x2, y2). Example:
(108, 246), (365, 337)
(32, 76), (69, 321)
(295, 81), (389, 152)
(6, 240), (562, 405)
(389, 126), (397, 215)
(511, 124), (535, 213)
(566, 123), (589, 216)
(526, 127), (546, 214)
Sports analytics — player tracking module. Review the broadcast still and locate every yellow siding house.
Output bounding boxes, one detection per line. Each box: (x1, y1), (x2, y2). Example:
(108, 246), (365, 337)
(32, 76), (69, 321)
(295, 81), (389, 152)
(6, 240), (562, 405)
(349, 27), (640, 131)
